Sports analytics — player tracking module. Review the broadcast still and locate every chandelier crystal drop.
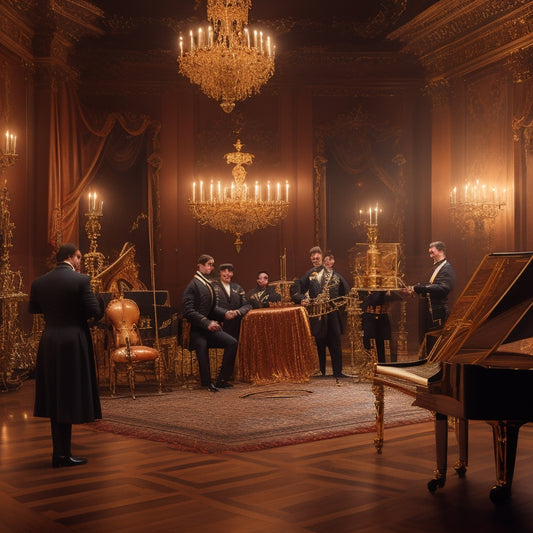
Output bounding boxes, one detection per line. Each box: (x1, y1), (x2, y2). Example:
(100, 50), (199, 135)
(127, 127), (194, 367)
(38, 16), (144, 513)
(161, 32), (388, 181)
(189, 139), (289, 252)
(177, 0), (275, 113)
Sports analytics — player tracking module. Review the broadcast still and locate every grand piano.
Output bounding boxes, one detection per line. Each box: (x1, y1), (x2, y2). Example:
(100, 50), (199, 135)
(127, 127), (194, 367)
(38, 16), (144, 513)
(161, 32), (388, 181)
(372, 251), (533, 503)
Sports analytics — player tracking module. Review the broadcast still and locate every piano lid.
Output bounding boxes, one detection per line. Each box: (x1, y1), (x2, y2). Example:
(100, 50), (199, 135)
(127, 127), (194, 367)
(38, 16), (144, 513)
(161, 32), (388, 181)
(428, 252), (533, 365)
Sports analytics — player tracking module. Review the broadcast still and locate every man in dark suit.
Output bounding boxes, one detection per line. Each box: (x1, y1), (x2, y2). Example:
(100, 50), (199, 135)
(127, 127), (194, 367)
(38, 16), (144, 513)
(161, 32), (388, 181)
(404, 240), (456, 351)
(246, 270), (282, 309)
(182, 255), (238, 391)
(294, 248), (350, 378)
(29, 243), (103, 468)
(213, 263), (251, 339)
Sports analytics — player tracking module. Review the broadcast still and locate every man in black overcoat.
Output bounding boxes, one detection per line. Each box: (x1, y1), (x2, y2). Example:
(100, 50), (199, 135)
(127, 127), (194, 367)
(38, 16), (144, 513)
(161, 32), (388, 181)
(29, 243), (103, 468)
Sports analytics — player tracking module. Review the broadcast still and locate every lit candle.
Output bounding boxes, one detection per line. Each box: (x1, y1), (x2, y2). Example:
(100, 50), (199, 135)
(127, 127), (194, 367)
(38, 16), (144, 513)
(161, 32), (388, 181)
(254, 30), (257, 49)
(267, 180), (271, 201)
(245, 28), (250, 48)
(208, 26), (213, 47)
(198, 27), (203, 48)
(255, 181), (259, 201)
(375, 205), (379, 225)
(192, 182), (196, 202)
(285, 180), (289, 201)
(88, 192), (91, 211)
(93, 192), (97, 212)
(190, 30), (194, 50)
(267, 36), (271, 57)
(231, 182), (234, 199)
(368, 207), (372, 224)
(100, 201), (103, 213)
(260, 31), (263, 53)
(217, 181), (221, 201)
(199, 180), (204, 202)
(179, 36), (183, 56)
(9, 134), (13, 154)
(210, 180), (213, 202)
(276, 182), (280, 201)
(4, 131), (8, 153)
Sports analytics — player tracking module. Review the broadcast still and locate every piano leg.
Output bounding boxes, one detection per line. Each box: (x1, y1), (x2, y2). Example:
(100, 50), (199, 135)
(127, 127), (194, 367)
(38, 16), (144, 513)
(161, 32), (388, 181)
(428, 412), (447, 492)
(372, 382), (384, 454)
(487, 420), (524, 504)
(453, 417), (468, 477)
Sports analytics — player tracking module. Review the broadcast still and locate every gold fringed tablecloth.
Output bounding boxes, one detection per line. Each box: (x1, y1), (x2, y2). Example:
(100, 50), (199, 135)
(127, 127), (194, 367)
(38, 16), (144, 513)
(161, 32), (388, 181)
(236, 306), (318, 384)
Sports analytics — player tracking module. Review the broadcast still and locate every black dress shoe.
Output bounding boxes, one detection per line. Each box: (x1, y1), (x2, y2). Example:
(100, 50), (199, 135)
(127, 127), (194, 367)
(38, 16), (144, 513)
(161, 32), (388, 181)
(52, 455), (88, 468)
(215, 381), (233, 388)
(334, 373), (350, 378)
(207, 383), (219, 392)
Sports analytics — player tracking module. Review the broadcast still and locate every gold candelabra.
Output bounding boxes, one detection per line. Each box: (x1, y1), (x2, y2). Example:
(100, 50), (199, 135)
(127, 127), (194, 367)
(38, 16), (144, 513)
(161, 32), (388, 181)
(449, 181), (506, 244)
(177, 0), (275, 113)
(349, 208), (408, 366)
(188, 139), (289, 252)
(270, 248), (296, 306)
(0, 138), (37, 391)
(84, 192), (106, 287)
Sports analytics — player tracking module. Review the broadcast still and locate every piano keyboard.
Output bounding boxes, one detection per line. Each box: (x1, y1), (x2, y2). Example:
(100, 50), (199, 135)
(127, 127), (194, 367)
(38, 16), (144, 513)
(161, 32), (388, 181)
(375, 361), (442, 387)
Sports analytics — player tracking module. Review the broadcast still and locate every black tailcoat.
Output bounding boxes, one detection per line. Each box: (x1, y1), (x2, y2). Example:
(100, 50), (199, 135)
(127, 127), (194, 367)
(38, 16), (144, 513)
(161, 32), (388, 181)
(29, 263), (103, 424)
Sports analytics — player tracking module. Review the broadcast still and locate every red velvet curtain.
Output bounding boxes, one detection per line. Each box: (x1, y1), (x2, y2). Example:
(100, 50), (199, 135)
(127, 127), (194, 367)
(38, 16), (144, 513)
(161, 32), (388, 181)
(48, 81), (157, 247)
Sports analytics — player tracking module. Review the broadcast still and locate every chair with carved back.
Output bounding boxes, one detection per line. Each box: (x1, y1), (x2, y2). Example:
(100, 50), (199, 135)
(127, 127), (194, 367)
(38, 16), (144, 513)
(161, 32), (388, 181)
(105, 296), (161, 399)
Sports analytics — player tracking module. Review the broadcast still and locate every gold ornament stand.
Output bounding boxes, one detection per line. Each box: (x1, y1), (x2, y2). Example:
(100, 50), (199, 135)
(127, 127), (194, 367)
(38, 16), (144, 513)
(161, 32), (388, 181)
(84, 203), (106, 290)
(347, 222), (407, 381)
(0, 151), (38, 391)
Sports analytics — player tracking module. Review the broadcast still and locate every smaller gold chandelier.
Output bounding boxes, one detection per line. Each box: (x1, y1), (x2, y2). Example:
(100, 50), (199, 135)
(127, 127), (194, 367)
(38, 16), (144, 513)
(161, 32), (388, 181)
(177, 0), (275, 113)
(189, 139), (289, 252)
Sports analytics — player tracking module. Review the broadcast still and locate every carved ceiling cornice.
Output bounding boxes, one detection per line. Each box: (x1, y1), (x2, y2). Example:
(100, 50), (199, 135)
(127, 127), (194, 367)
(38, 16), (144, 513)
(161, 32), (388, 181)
(389, 0), (533, 81)
(0, 0), (103, 72)
(0, 2), (34, 65)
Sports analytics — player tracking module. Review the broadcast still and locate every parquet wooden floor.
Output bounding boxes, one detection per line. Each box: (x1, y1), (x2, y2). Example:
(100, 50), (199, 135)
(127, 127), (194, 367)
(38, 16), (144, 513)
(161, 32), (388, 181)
(2, 381), (533, 533)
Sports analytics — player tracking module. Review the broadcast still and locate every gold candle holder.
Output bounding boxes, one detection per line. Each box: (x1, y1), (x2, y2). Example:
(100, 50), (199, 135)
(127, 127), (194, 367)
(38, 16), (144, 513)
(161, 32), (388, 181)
(366, 223), (382, 289)
(84, 199), (106, 285)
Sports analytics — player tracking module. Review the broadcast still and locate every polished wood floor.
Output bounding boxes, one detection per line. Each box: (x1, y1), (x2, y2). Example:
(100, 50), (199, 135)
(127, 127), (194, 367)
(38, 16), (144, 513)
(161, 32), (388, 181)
(2, 381), (533, 532)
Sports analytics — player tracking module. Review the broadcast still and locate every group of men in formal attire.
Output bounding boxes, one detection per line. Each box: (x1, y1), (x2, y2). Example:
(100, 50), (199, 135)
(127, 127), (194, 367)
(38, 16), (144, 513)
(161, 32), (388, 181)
(28, 239), (455, 468)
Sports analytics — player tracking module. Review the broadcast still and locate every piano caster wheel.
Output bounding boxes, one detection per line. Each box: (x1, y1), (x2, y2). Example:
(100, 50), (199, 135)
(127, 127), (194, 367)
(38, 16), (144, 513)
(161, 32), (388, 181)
(427, 476), (446, 493)
(454, 462), (467, 478)
(489, 484), (511, 504)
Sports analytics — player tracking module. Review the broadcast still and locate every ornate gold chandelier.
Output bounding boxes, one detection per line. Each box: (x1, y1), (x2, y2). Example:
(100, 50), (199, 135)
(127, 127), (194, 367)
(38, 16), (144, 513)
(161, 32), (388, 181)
(189, 140), (289, 252)
(177, 0), (275, 113)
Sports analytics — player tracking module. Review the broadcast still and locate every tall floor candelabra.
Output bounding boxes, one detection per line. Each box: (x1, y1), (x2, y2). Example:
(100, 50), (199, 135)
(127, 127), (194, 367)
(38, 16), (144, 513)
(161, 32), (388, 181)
(348, 214), (408, 380)
(0, 142), (36, 391)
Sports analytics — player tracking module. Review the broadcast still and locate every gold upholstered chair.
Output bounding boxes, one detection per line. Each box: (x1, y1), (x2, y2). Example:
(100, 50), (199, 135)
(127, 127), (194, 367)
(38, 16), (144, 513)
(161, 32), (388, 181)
(106, 297), (160, 399)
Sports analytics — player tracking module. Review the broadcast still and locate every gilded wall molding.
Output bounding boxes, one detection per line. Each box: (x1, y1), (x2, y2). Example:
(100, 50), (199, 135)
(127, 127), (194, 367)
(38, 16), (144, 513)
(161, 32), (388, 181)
(423, 78), (453, 108)
(505, 48), (533, 83)
(313, 155), (327, 250)
(0, 60), (11, 125)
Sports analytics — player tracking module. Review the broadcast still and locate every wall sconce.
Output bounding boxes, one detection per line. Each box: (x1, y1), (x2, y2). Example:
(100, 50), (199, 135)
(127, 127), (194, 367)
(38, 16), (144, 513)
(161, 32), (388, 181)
(449, 180), (506, 245)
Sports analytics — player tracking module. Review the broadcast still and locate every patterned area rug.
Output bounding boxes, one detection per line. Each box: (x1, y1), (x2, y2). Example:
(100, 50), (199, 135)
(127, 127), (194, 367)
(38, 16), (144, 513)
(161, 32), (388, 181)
(87, 378), (431, 453)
